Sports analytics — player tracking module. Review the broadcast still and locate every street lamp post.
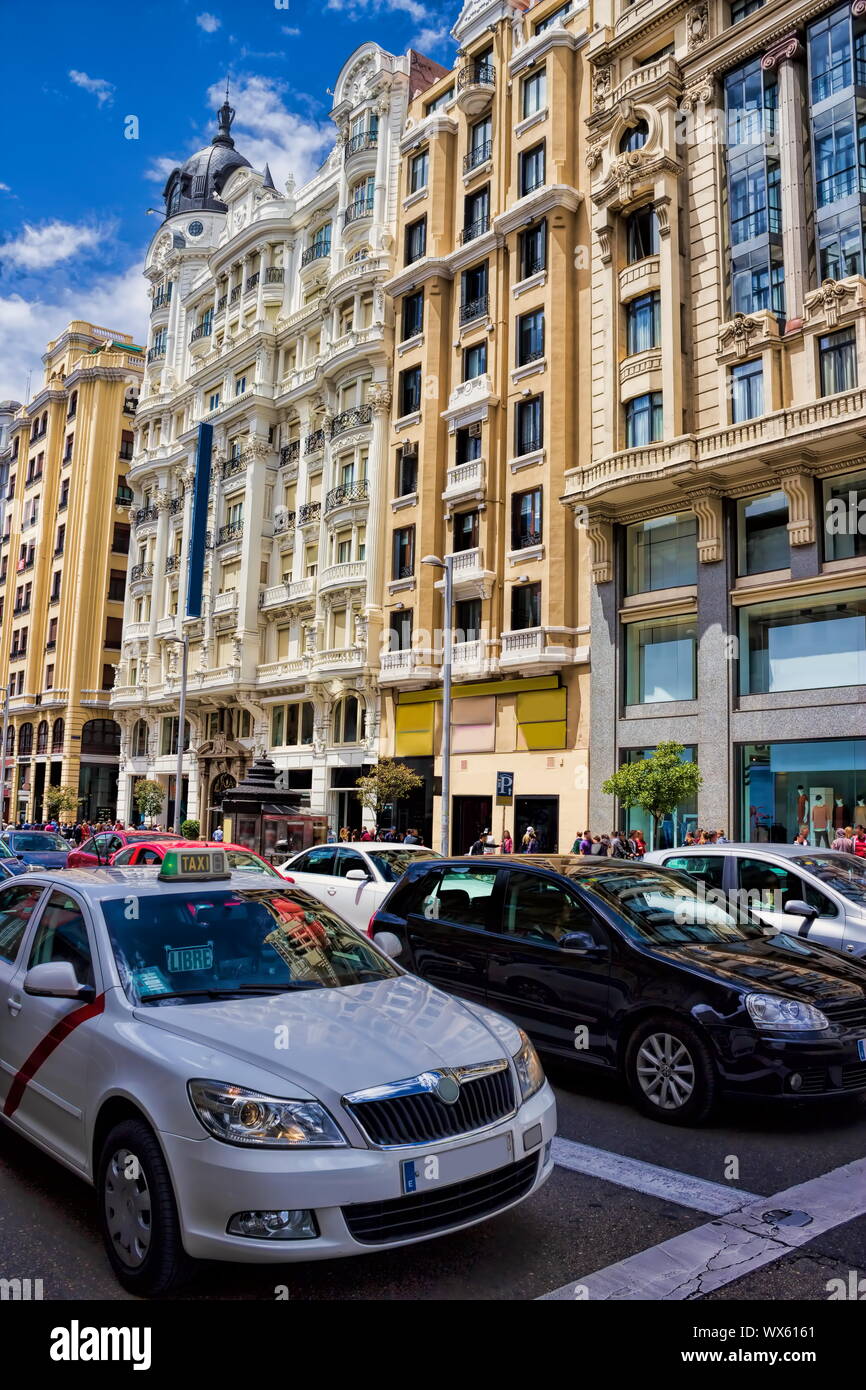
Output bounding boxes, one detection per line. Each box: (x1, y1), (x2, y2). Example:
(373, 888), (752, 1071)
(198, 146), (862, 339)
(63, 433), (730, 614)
(164, 636), (189, 835)
(422, 554), (453, 856)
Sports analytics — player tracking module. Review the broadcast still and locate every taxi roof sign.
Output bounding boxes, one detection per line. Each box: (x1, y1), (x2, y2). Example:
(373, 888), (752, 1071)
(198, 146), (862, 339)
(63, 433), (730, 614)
(158, 847), (231, 881)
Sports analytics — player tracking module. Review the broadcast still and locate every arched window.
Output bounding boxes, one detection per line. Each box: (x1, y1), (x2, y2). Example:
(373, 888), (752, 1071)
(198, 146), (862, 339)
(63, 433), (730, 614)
(333, 695), (365, 745)
(51, 718), (64, 752)
(81, 719), (121, 755)
(36, 721), (48, 754)
(68, 391), (78, 419)
(5, 726), (14, 756)
(40, 412), (47, 434)
(18, 723), (33, 756)
(132, 719), (148, 757)
(619, 120), (649, 153)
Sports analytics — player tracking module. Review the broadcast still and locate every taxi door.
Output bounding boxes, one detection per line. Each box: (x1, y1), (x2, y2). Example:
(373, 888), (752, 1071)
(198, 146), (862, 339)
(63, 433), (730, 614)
(0, 880), (51, 1107)
(2, 887), (105, 1172)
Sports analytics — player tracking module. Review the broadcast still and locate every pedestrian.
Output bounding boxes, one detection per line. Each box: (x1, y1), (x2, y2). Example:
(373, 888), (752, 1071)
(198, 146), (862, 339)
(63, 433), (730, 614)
(610, 829), (628, 858)
(793, 829), (809, 846)
(360, 826), (373, 842)
(403, 828), (420, 845)
(853, 827), (866, 857)
(595, 835), (610, 856)
(832, 825), (854, 854)
(572, 829), (591, 854)
(716, 829), (728, 844)
(339, 826), (350, 842)
(326, 826), (337, 843)
(469, 830), (486, 856)
(212, 826), (224, 842)
(522, 826), (540, 853)
(630, 829), (646, 858)
(501, 829), (513, 854)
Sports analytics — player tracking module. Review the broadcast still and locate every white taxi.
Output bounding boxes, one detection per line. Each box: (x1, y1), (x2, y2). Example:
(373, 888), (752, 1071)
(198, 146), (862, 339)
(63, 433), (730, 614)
(0, 848), (556, 1295)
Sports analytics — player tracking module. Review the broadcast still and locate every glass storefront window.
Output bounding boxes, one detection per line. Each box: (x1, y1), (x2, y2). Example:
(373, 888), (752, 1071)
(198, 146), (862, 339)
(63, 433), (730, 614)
(625, 616), (697, 704)
(736, 490), (790, 575)
(740, 739), (866, 842)
(739, 587), (866, 694)
(823, 468), (866, 559)
(625, 513), (697, 594)
(621, 746), (697, 850)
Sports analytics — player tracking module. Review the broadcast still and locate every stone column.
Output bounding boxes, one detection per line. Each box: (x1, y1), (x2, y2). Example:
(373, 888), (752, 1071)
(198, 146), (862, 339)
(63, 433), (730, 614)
(762, 34), (810, 318)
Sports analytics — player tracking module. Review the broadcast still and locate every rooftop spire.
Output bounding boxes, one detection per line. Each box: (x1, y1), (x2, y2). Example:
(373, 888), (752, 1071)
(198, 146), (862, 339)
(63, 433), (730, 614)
(214, 78), (236, 147)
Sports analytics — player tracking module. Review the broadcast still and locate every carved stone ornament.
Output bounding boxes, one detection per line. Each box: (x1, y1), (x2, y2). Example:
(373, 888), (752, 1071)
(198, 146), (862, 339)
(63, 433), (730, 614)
(586, 514), (614, 585)
(611, 150), (646, 201)
(718, 312), (763, 358)
(686, 4), (709, 51)
(689, 491), (725, 563)
(585, 141), (605, 171)
(368, 382), (392, 414)
(679, 79), (715, 113)
(596, 224), (613, 264)
(761, 33), (804, 70)
(592, 65), (612, 112)
(803, 277), (856, 328)
(780, 469), (816, 546)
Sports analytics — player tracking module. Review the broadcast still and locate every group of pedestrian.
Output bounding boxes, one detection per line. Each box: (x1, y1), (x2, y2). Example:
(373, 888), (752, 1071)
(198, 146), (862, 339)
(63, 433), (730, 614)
(680, 828), (729, 847)
(828, 825), (866, 856)
(571, 828), (646, 858)
(2, 816), (130, 844)
(468, 825), (539, 854)
(326, 824), (424, 844)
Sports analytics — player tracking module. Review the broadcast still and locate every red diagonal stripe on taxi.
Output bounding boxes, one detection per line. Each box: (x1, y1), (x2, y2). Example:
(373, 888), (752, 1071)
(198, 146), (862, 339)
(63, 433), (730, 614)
(3, 993), (105, 1118)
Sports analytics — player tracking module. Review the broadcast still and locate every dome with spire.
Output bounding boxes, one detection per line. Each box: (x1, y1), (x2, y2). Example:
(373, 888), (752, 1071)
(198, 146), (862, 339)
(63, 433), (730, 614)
(161, 91), (252, 221)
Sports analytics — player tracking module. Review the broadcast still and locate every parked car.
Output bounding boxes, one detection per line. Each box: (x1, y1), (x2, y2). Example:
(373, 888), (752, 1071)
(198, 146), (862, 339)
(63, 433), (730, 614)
(643, 843), (866, 958)
(0, 830), (71, 870)
(109, 838), (290, 879)
(279, 842), (441, 932)
(66, 829), (179, 869)
(0, 857), (28, 880)
(368, 854), (866, 1125)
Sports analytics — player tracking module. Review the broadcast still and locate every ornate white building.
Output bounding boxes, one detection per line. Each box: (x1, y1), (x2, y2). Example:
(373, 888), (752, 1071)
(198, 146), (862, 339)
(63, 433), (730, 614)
(111, 44), (448, 834)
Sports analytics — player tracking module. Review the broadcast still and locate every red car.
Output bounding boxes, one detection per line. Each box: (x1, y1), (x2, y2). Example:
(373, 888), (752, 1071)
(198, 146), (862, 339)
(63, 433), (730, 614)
(107, 838), (290, 879)
(66, 829), (180, 868)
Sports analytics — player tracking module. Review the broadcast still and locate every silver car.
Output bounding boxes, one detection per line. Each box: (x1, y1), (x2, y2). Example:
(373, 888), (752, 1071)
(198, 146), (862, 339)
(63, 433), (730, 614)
(644, 843), (866, 957)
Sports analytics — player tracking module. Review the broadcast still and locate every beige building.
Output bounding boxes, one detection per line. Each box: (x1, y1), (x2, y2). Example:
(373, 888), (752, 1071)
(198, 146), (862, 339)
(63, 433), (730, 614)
(0, 322), (143, 823)
(379, 0), (593, 851)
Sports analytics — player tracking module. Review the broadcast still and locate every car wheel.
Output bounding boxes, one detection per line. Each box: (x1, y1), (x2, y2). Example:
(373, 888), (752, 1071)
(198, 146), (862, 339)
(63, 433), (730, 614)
(624, 1015), (716, 1126)
(97, 1118), (195, 1296)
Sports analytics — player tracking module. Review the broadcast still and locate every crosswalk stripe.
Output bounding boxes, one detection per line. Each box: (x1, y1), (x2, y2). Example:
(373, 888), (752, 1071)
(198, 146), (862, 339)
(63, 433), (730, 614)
(552, 1136), (759, 1215)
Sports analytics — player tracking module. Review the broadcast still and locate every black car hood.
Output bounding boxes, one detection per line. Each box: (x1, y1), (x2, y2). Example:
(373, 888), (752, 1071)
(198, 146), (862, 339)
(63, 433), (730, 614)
(648, 932), (866, 1006)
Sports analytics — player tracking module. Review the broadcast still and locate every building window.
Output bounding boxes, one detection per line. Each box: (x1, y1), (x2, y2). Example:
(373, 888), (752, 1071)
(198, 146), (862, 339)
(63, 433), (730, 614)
(398, 365), (422, 417)
(409, 148), (429, 192)
(101, 663), (115, 691)
(619, 120), (649, 153)
(522, 67), (547, 118)
(105, 617), (123, 649)
(456, 426), (482, 463)
(392, 525), (415, 579)
(159, 717), (190, 756)
(132, 719), (148, 757)
(534, 1), (571, 32)
(18, 724), (33, 756)
(730, 0), (764, 22)
(455, 597), (481, 643)
(389, 608), (413, 652)
(334, 695), (365, 746)
(512, 488), (542, 550)
(51, 718), (64, 752)
(626, 205), (659, 263)
(730, 358), (764, 421)
(819, 326), (857, 394)
(108, 569), (126, 602)
(515, 396), (543, 455)
(626, 616), (697, 704)
(424, 85), (453, 114)
(81, 719), (121, 755)
(36, 721), (48, 754)
(467, 116), (492, 171)
(739, 588), (866, 694)
(625, 291), (661, 355)
(463, 341), (487, 380)
(736, 490), (790, 576)
(463, 185), (490, 241)
(824, 468), (866, 560)
(405, 217), (427, 264)
(818, 211), (863, 279)
(460, 261), (489, 322)
(519, 220), (547, 279)
(808, 5), (859, 105)
(625, 392), (663, 447)
(519, 142), (545, 196)
(511, 581), (541, 630)
(453, 509), (479, 552)
(396, 447), (418, 497)
(208, 391), (221, 411)
(626, 514), (697, 595)
(516, 309), (544, 365)
(402, 291), (424, 340)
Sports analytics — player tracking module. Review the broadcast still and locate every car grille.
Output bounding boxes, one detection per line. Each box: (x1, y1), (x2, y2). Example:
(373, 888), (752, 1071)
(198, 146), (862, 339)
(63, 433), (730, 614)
(796, 1062), (866, 1095)
(343, 1152), (539, 1244)
(344, 1063), (515, 1148)
(822, 997), (866, 1033)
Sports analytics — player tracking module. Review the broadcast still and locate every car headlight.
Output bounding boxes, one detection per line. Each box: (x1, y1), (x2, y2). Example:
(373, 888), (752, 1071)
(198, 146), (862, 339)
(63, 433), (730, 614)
(188, 1079), (347, 1147)
(512, 1030), (545, 1102)
(745, 994), (830, 1032)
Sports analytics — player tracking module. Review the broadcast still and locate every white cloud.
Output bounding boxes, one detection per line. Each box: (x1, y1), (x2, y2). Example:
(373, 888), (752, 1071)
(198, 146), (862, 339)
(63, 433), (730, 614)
(0, 262), (150, 403)
(68, 69), (115, 107)
(326, 0), (433, 22)
(204, 75), (334, 187)
(281, 25), (301, 35)
(0, 220), (113, 272)
(412, 23), (451, 52)
(196, 12), (221, 32)
(0, 183), (10, 194)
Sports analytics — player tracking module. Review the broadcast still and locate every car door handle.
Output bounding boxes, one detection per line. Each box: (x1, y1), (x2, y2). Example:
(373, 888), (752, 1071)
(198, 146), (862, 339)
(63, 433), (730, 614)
(7, 995), (21, 1016)
(326, 888), (337, 895)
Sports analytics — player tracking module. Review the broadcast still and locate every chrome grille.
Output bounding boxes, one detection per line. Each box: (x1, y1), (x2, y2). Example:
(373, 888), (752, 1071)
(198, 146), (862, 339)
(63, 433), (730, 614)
(344, 1061), (515, 1148)
(822, 997), (866, 1032)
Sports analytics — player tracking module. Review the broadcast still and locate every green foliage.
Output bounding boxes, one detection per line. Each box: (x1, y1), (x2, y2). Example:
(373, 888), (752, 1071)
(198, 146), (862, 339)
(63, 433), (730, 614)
(134, 779), (166, 821)
(354, 759), (424, 818)
(44, 786), (81, 822)
(181, 819), (200, 840)
(601, 743), (703, 845)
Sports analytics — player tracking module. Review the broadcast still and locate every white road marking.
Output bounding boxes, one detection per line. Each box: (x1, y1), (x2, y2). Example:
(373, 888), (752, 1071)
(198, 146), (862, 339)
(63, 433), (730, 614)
(540, 1154), (866, 1300)
(552, 1137), (759, 1215)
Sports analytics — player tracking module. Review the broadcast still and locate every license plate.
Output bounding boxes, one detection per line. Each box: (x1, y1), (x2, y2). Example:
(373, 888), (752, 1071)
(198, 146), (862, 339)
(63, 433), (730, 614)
(401, 1131), (513, 1194)
(166, 944), (213, 973)
(858, 1039), (866, 1062)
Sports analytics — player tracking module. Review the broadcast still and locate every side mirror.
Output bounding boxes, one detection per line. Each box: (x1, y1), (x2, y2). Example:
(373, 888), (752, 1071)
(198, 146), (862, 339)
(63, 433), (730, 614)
(372, 931), (403, 959)
(560, 931), (607, 957)
(24, 961), (94, 1002)
(345, 868), (369, 881)
(784, 899), (819, 937)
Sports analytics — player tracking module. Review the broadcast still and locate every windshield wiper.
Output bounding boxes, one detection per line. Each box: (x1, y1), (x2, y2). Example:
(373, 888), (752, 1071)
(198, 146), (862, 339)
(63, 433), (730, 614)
(141, 982), (322, 1002)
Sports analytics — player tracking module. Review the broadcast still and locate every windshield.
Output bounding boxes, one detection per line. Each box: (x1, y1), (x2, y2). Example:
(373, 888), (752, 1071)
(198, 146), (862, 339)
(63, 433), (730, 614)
(11, 833), (67, 852)
(366, 848), (441, 882)
(101, 886), (399, 1004)
(225, 851), (281, 877)
(571, 867), (768, 946)
(791, 854), (866, 903)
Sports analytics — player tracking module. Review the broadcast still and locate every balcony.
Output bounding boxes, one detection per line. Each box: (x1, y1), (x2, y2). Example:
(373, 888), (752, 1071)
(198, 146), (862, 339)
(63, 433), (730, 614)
(463, 140), (493, 175)
(169, 496), (184, 515)
(221, 454), (244, 479)
(229, 285), (242, 306)
(129, 562), (154, 583)
(378, 648), (439, 686)
(319, 560), (367, 591)
(499, 626), (576, 669)
(459, 293), (489, 325)
(216, 293), (228, 312)
(325, 479), (370, 513)
(273, 509), (296, 535)
(331, 403), (373, 437)
(264, 266), (285, 286)
(257, 656), (311, 682)
(301, 242), (330, 268)
(344, 194), (375, 227)
(217, 521), (244, 546)
(443, 459), (485, 503)
(305, 429), (325, 455)
(146, 344), (166, 364)
(189, 321), (212, 355)
(281, 439), (301, 468)
(259, 577), (315, 610)
(314, 646), (365, 674)
(213, 589), (239, 615)
(164, 554), (180, 574)
(124, 621), (150, 642)
(345, 129), (378, 162)
(298, 501), (321, 527)
(456, 61), (495, 116)
(245, 271), (260, 295)
(135, 505), (158, 526)
(151, 286), (172, 313)
(451, 639), (491, 677)
(156, 616), (177, 635)
(459, 215), (491, 245)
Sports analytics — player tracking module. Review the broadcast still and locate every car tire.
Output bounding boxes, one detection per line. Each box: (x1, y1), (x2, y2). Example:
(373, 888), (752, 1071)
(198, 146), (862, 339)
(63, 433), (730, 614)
(624, 1015), (717, 1126)
(96, 1118), (195, 1296)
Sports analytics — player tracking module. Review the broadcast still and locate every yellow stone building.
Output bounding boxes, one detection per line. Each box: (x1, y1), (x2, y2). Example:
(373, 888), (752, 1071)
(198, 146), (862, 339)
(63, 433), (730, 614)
(379, 0), (593, 852)
(0, 322), (143, 823)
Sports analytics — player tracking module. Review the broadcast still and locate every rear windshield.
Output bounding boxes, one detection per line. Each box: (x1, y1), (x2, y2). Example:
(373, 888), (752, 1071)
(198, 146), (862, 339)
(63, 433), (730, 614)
(366, 848), (441, 882)
(10, 833), (67, 852)
(791, 854), (866, 903)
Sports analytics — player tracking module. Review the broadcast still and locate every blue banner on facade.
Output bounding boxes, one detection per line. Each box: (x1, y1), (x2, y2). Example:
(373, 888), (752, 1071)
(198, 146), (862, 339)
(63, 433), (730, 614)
(186, 422), (212, 618)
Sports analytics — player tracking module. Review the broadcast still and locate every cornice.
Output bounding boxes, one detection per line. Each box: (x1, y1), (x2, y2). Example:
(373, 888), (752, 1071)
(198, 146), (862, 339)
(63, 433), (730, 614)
(384, 256), (454, 298)
(508, 23), (586, 78)
(494, 183), (582, 235)
(400, 113), (459, 154)
(679, 0), (827, 84)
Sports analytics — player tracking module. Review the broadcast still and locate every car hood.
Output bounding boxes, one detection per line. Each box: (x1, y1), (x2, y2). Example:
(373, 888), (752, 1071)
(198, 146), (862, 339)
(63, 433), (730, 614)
(650, 932), (866, 1006)
(133, 973), (511, 1103)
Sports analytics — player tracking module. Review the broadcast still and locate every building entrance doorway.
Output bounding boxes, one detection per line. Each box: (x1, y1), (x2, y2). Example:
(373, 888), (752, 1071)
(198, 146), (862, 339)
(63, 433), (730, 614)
(452, 795), (492, 855)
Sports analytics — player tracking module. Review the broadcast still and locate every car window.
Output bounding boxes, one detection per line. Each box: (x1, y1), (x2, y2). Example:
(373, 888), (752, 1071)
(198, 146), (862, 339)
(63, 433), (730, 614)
(791, 854), (866, 904)
(0, 883), (45, 963)
(11, 833), (68, 852)
(112, 846), (137, 865)
(735, 857), (837, 917)
(28, 891), (94, 988)
(227, 851), (278, 877)
(664, 854), (726, 890)
(292, 847), (336, 875)
(79, 839), (95, 855)
(365, 848), (441, 882)
(501, 870), (596, 945)
(138, 848), (164, 865)
(336, 849), (368, 878)
(420, 867), (499, 929)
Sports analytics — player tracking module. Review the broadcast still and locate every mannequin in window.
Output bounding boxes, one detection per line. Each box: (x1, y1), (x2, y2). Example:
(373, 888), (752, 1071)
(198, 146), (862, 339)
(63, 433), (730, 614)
(811, 794), (830, 848)
(796, 785), (808, 829)
(834, 798), (848, 830)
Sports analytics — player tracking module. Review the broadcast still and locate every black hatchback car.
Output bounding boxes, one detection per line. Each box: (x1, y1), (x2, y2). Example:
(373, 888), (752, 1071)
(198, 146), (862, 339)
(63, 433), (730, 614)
(368, 855), (866, 1125)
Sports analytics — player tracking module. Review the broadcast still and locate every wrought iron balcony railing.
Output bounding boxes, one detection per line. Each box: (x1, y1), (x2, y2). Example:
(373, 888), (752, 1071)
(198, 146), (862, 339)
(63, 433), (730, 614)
(325, 479), (370, 511)
(330, 403), (372, 437)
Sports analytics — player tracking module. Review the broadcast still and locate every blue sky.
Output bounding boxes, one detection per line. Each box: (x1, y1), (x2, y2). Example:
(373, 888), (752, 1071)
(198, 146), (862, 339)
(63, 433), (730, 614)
(0, 0), (457, 401)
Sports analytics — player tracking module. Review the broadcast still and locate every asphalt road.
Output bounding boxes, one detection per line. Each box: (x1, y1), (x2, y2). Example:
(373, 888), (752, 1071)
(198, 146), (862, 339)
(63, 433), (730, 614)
(1, 1057), (864, 1303)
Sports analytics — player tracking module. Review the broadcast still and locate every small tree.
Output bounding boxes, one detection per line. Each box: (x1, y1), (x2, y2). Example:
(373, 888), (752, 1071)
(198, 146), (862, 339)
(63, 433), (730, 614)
(134, 779), (166, 827)
(601, 742), (703, 850)
(181, 819), (200, 840)
(354, 759), (423, 826)
(44, 786), (81, 823)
